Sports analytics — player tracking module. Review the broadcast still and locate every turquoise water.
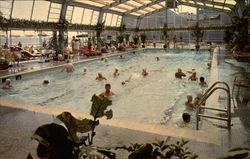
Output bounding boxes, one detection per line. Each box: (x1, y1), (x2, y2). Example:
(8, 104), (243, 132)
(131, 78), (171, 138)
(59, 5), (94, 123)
(0, 49), (211, 126)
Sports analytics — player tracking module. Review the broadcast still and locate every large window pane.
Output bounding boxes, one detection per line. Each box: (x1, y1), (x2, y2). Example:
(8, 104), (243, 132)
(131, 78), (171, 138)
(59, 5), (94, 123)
(82, 9), (92, 25)
(111, 14), (118, 26)
(32, 0), (50, 21)
(104, 13), (112, 26)
(0, 0), (12, 19)
(48, 3), (61, 22)
(72, 7), (84, 24)
(12, 1), (33, 20)
(66, 6), (73, 22)
(90, 11), (99, 25)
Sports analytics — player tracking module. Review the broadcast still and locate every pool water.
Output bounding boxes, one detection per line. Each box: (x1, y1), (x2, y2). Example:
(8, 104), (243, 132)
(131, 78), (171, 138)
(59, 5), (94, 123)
(0, 49), (211, 127)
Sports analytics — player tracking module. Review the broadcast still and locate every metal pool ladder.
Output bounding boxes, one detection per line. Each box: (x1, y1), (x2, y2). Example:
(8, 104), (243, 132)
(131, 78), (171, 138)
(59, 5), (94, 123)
(196, 81), (231, 130)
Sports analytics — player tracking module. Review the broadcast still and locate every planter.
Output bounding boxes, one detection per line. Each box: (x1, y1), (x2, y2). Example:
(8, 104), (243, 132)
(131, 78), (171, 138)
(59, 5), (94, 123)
(0, 62), (9, 70)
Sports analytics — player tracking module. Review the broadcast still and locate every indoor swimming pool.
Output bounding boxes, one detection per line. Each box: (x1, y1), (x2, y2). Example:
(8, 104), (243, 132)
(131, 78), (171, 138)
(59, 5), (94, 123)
(0, 49), (212, 127)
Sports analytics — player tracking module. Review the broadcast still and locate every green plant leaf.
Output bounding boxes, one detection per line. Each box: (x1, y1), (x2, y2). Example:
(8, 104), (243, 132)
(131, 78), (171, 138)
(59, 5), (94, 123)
(128, 143), (153, 159)
(57, 112), (96, 143)
(90, 94), (112, 119)
(229, 147), (250, 152)
(218, 152), (249, 159)
(104, 109), (113, 119)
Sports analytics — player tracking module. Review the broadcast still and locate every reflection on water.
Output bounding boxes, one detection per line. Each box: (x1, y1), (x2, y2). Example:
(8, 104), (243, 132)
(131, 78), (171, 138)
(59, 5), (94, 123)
(0, 50), (211, 126)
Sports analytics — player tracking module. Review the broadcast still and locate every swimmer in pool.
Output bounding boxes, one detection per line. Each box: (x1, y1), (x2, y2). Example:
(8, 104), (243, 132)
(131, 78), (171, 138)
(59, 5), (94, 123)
(96, 73), (107, 81)
(199, 77), (207, 87)
(82, 67), (88, 75)
(156, 57), (160, 61)
(104, 58), (108, 63)
(43, 80), (49, 85)
(188, 72), (198, 81)
(175, 68), (186, 78)
(119, 55), (124, 59)
(3, 79), (12, 89)
(113, 68), (120, 77)
(142, 68), (148, 77)
(99, 83), (115, 97)
(61, 60), (74, 72)
(185, 95), (195, 109)
(207, 61), (212, 69)
(121, 75), (133, 85)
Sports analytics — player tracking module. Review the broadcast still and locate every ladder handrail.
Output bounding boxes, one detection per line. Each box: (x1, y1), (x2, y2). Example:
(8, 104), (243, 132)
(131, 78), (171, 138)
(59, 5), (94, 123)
(196, 85), (231, 130)
(202, 81), (230, 99)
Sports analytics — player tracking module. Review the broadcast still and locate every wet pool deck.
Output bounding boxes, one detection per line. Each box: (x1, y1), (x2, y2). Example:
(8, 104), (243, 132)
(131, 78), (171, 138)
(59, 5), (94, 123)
(0, 46), (250, 159)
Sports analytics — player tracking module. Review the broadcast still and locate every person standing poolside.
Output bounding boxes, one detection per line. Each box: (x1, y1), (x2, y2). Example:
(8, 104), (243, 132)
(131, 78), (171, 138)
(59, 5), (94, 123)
(175, 68), (186, 78)
(3, 79), (12, 89)
(113, 68), (120, 77)
(96, 73), (107, 81)
(99, 84), (115, 98)
(61, 60), (74, 72)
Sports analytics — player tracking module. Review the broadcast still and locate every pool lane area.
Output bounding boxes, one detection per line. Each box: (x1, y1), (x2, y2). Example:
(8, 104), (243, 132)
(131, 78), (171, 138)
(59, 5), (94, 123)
(0, 47), (250, 159)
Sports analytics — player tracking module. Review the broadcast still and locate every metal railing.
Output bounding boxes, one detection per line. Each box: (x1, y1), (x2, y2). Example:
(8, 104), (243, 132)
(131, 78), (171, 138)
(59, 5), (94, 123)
(196, 81), (231, 130)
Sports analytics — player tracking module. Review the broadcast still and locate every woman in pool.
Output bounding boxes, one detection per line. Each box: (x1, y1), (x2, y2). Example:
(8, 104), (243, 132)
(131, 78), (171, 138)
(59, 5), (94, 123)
(113, 68), (120, 77)
(142, 69), (148, 77)
(96, 73), (107, 81)
(188, 72), (198, 81)
(3, 79), (12, 89)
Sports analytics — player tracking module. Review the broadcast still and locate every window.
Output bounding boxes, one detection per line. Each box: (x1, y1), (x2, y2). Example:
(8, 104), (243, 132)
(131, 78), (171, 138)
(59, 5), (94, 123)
(0, 0), (13, 19)
(48, 3), (61, 22)
(66, 6), (74, 22)
(104, 13), (112, 26)
(32, 0), (50, 21)
(82, 9), (92, 25)
(12, 1), (33, 20)
(72, 7), (84, 24)
(90, 11), (99, 25)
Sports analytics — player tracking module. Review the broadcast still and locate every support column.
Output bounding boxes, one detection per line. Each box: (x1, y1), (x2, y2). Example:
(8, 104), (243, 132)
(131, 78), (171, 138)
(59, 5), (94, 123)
(196, 7), (199, 23)
(121, 14), (126, 26)
(136, 17), (141, 28)
(97, 10), (105, 23)
(58, 0), (68, 54)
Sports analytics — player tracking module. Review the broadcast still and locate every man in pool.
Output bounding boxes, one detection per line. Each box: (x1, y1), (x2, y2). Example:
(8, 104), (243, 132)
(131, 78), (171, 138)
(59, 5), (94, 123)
(199, 77), (208, 87)
(82, 67), (88, 75)
(121, 75), (133, 85)
(99, 84), (115, 97)
(156, 57), (160, 61)
(175, 68), (186, 78)
(179, 113), (192, 128)
(142, 69), (148, 77)
(61, 60), (74, 72)
(96, 73), (107, 81)
(43, 80), (49, 85)
(188, 72), (198, 81)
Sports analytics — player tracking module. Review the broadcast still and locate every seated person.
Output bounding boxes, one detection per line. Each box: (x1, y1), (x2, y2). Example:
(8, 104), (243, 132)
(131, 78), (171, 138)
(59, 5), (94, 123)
(82, 67), (88, 75)
(3, 79), (12, 89)
(113, 68), (120, 77)
(199, 77), (208, 87)
(179, 113), (192, 128)
(61, 60), (74, 72)
(142, 69), (148, 77)
(175, 68), (186, 78)
(121, 75), (133, 85)
(188, 72), (198, 81)
(185, 95), (195, 109)
(96, 73), (107, 81)
(43, 80), (49, 85)
(99, 83), (115, 98)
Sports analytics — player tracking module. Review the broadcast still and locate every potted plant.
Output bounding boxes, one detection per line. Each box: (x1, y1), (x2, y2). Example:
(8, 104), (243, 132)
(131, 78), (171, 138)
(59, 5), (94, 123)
(192, 22), (204, 51)
(0, 46), (11, 70)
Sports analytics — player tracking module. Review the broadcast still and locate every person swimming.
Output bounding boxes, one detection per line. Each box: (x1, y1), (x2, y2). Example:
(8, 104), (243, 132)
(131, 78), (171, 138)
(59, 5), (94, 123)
(185, 95), (195, 109)
(3, 79), (12, 89)
(142, 68), (148, 77)
(43, 80), (49, 85)
(99, 83), (115, 98)
(199, 77), (207, 86)
(113, 68), (120, 77)
(175, 68), (186, 78)
(119, 55), (124, 59)
(82, 67), (88, 75)
(96, 73), (107, 81)
(188, 72), (198, 81)
(156, 57), (160, 61)
(121, 75), (133, 85)
(207, 61), (212, 69)
(61, 60), (74, 72)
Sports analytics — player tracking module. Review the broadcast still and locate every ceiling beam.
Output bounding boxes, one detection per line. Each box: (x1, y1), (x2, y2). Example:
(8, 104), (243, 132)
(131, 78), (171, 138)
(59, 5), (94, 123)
(139, 7), (166, 18)
(180, 1), (231, 14)
(102, 0), (131, 10)
(125, 0), (165, 15)
(192, 0), (234, 8)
